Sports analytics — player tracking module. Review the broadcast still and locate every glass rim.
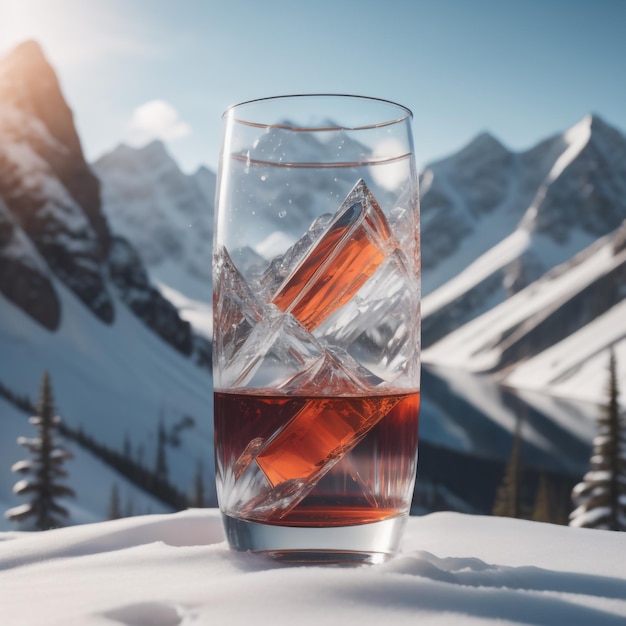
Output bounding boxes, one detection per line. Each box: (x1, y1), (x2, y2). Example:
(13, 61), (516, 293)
(223, 93), (413, 131)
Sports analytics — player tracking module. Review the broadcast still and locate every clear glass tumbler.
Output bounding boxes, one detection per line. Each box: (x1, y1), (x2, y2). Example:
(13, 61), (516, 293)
(213, 94), (420, 564)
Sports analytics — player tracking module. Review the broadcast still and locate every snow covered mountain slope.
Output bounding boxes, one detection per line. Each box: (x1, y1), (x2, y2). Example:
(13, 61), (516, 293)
(420, 114), (626, 346)
(94, 141), (214, 303)
(423, 221), (626, 407)
(0, 272), (215, 522)
(0, 41), (200, 359)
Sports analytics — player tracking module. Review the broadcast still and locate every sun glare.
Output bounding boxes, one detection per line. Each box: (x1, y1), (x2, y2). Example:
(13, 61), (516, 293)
(1, 0), (148, 69)
(3, 0), (65, 53)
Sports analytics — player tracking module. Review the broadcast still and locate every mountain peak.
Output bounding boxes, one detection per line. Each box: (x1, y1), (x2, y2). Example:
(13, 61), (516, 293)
(139, 139), (171, 158)
(95, 140), (179, 176)
(566, 112), (625, 145)
(464, 131), (508, 154)
(1, 39), (47, 66)
(0, 40), (84, 159)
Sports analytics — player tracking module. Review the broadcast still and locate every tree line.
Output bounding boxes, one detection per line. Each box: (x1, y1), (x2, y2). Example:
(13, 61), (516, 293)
(2, 372), (206, 531)
(492, 348), (626, 530)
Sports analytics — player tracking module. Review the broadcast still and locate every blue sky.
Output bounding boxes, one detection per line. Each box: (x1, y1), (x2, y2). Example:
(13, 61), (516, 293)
(1, 0), (625, 173)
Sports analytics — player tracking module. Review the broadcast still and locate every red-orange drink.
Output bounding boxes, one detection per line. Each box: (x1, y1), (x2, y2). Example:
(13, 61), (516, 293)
(215, 390), (419, 525)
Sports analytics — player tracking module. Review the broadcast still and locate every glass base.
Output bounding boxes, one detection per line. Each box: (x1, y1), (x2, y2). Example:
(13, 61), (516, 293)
(221, 512), (407, 564)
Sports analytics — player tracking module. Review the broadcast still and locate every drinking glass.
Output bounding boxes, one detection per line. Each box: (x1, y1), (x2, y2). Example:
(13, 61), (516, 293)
(213, 94), (420, 564)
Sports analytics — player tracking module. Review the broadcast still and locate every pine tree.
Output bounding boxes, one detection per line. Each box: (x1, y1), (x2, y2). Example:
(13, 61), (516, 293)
(4, 371), (75, 530)
(189, 460), (205, 508)
(155, 418), (169, 482)
(493, 412), (525, 518)
(123, 433), (132, 461)
(124, 493), (135, 518)
(108, 483), (122, 520)
(531, 473), (554, 523)
(570, 348), (626, 530)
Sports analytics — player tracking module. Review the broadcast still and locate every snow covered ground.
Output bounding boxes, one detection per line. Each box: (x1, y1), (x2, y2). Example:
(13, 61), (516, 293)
(0, 509), (625, 625)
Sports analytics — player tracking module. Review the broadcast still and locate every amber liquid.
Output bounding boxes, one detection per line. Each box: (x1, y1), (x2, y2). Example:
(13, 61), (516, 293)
(271, 180), (396, 331)
(215, 390), (419, 526)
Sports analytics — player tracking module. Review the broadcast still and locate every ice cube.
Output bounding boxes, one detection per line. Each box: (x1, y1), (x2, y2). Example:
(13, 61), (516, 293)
(213, 246), (266, 372)
(315, 249), (420, 386)
(270, 179), (399, 331)
(257, 213), (333, 299)
(220, 309), (325, 389)
(276, 346), (383, 395)
(215, 180), (401, 390)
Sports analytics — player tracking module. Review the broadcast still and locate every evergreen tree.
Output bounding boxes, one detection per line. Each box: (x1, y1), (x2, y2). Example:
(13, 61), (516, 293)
(570, 348), (626, 530)
(108, 483), (122, 520)
(123, 433), (132, 461)
(531, 473), (553, 523)
(155, 418), (169, 482)
(190, 460), (205, 508)
(4, 371), (75, 530)
(124, 493), (135, 518)
(493, 412), (525, 518)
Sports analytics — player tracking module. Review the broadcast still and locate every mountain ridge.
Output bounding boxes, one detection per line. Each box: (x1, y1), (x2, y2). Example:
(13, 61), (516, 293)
(0, 40), (207, 361)
(420, 112), (626, 350)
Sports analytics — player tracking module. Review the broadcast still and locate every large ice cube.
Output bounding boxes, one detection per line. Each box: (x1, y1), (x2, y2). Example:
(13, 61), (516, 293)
(269, 179), (399, 331)
(220, 308), (325, 389)
(215, 179), (402, 391)
(314, 249), (420, 386)
(213, 247), (268, 386)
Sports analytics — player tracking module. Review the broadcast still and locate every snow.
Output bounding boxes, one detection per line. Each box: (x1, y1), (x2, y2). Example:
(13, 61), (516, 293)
(421, 228), (531, 318)
(0, 264), (214, 524)
(504, 300), (626, 405)
(419, 163), (528, 296)
(424, 231), (626, 408)
(156, 280), (213, 338)
(545, 114), (592, 184)
(0, 509), (625, 625)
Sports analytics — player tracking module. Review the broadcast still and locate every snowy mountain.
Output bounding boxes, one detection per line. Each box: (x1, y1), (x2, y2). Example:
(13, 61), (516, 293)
(0, 41), (208, 359)
(418, 114), (626, 421)
(0, 41), (214, 529)
(421, 114), (626, 347)
(94, 141), (215, 338)
(418, 117), (626, 486)
(94, 141), (215, 303)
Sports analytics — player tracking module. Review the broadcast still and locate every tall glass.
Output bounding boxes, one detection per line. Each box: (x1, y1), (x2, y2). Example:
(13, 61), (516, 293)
(213, 95), (420, 564)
